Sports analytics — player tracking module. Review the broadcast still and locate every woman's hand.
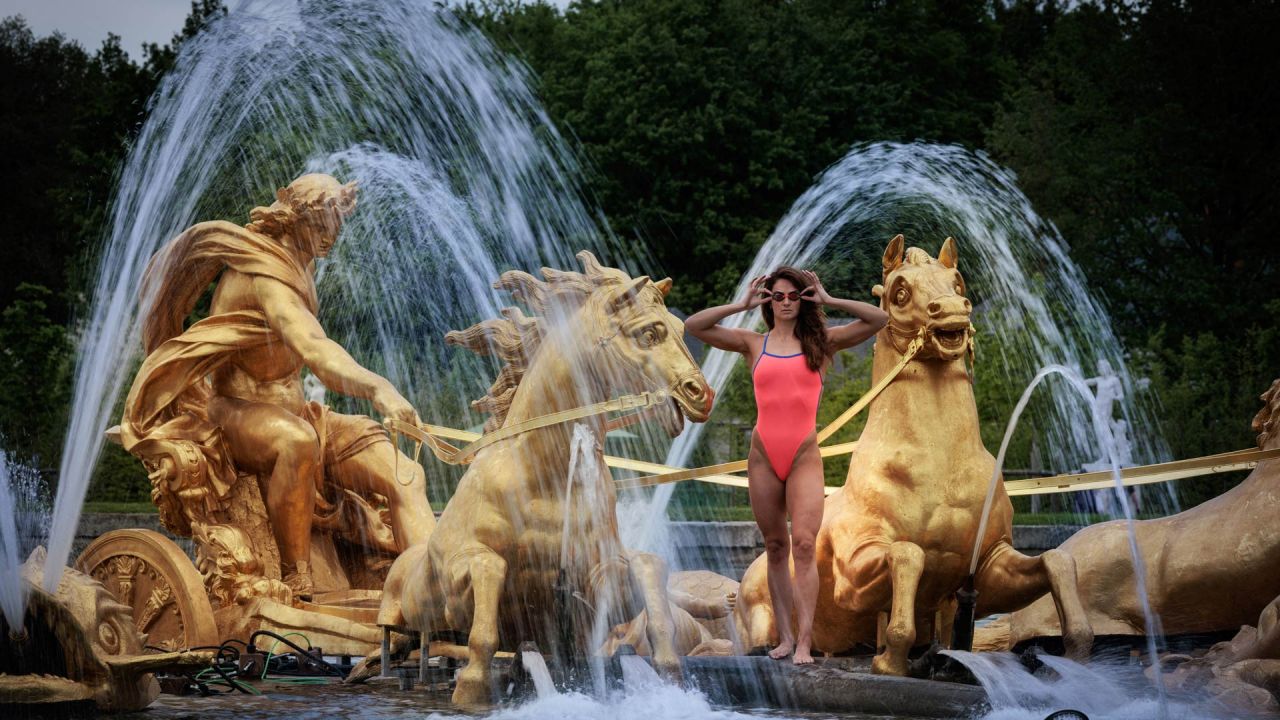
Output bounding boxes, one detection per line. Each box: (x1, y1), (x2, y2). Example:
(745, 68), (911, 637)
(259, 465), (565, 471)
(741, 275), (770, 310)
(800, 270), (833, 305)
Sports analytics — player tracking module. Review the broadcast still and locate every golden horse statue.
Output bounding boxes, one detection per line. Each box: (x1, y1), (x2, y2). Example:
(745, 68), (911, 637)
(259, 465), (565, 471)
(376, 251), (714, 705)
(736, 235), (1093, 674)
(984, 377), (1280, 652)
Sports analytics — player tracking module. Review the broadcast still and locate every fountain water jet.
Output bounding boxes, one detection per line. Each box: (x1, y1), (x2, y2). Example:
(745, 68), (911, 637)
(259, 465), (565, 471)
(0, 450), (25, 637)
(0, 450), (47, 640)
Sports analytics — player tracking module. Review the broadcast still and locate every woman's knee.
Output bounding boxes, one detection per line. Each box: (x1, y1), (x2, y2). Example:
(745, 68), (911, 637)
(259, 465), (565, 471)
(764, 535), (790, 563)
(791, 534), (817, 564)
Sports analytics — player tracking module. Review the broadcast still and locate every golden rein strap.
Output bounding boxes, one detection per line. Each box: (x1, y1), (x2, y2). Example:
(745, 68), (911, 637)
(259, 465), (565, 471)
(384, 389), (671, 466)
(1003, 446), (1280, 496)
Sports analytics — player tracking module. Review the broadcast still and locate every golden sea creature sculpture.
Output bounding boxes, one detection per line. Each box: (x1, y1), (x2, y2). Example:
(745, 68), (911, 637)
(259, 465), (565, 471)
(99, 173), (433, 652)
(989, 377), (1280, 652)
(601, 570), (741, 657)
(376, 251), (714, 705)
(736, 235), (1093, 674)
(1154, 591), (1280, 713)
(0, 548), (210, 712)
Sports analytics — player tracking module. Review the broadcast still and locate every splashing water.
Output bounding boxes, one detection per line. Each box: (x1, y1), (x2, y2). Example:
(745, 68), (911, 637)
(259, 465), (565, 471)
(426, 683), (799, 720)
(945, 650), (1213, 720)
(46, 0), (645, 590)
(520, 650), (559, 700)
(0, 451), (25, 632)
(638, 141), (1172, 555)
(619, 655), (664, 691)
(0, 450), (48, 634)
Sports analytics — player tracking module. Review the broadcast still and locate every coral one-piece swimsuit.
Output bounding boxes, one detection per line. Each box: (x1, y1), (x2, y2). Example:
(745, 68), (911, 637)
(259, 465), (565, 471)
(752, 334), (823, 481)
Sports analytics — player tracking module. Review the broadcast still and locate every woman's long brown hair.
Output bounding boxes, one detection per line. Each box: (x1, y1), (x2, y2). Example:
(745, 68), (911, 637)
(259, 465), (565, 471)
(761, 266), (830, 372)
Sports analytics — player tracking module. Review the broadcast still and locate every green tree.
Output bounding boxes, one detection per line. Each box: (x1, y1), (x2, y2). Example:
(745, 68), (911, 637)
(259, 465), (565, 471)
(0, 284), (71, 469)
(988, 0), (1280, 340)
(466, 0), (1008, 310)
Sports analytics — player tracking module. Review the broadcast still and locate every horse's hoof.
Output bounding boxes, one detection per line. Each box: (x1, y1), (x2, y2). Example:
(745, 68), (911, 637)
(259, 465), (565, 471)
(871, 652), (907, 676)
(653, 652), (684, 684)
(451, 668), (493, 706)
(1063, 626), (1095, 662)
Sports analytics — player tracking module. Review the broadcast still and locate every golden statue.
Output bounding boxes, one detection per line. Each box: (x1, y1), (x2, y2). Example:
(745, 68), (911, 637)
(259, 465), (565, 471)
(0, 548), (210, 712)
(601, 570), (741, 657)
(983, 377), (1280, 656)
(375, 252), (714, 705)
(1156, 590), (1280, 712)
(736, 235), (1093, 674)
(91, 174), (433, 653)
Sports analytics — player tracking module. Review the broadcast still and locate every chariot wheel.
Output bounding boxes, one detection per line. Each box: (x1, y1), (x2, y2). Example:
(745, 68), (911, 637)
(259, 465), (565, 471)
(76, 529), (219, 651)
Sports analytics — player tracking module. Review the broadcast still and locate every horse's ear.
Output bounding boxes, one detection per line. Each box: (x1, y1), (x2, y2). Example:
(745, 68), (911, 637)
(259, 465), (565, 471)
(939, 237), (958, 269)
(654, 277), (672, 297)
(610, 276), (651, 309)
(882, 234), (905, 277)
(275, 187), (289, 204)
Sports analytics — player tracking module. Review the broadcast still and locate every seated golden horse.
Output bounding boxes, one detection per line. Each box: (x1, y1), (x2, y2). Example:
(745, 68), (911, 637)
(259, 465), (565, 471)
(376, 252), (714, 705)
(986, 377), (1280, 654)
(736, 235), (1093, 674)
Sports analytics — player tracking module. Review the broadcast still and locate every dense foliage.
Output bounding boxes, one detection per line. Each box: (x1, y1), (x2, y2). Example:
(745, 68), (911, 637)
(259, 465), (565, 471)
(1, 0), (1276, 511)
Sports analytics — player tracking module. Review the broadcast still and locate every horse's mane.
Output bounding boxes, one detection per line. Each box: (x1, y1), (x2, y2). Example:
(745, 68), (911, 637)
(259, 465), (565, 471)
(1253, 377), (1280, 449)
(446, 251), (633, 432)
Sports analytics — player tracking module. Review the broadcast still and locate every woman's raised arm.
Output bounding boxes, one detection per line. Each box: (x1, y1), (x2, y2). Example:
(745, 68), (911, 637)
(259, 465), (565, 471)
(684, 275), (769, 356)
(798, 270), (888, 352)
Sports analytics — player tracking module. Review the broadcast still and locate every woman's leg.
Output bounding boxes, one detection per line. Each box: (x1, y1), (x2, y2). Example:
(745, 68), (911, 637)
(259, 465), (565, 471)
(748, 430), (794, 659)
(786, 434), (824, 664)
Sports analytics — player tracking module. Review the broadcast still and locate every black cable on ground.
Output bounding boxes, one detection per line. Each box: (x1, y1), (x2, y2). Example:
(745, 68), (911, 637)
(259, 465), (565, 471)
(247, 629), (344, 677)
(210, 640), (256, 694)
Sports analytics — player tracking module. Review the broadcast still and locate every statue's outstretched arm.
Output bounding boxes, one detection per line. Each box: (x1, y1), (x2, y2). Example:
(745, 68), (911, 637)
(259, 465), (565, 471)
(256, 277), (419, 425)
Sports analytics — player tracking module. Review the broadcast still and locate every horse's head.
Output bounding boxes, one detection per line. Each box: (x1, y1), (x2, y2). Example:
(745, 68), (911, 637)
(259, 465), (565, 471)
(452, 252), (713, 437)
(873, 234), (973, 362)
(583, 262), (713, 436)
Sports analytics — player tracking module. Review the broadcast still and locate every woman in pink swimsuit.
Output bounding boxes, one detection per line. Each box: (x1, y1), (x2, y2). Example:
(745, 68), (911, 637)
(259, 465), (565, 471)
(685, 267), (887, 664)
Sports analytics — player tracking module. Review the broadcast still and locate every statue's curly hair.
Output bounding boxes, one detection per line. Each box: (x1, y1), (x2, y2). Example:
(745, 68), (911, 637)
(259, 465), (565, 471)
(1253, 378), (1280, 449)
(246, 173), (357, 238)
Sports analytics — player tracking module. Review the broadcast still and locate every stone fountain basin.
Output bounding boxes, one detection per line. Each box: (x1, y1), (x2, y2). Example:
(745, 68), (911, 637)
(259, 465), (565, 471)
(681, 656), (987, 718)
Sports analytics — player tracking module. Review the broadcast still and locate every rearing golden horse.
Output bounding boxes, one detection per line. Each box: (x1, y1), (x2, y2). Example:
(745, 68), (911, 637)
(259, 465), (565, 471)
(377, 252), (714, 705)
(736, 235), (1094, 674)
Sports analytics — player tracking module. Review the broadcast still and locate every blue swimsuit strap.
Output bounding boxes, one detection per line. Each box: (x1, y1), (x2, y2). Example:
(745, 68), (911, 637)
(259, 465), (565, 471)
(753, 333), (769, 374)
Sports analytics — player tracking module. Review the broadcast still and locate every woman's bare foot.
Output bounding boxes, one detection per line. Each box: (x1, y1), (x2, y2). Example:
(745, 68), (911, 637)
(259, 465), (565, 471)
(768, 640), (795, 659)
(793, 642), (815, 665)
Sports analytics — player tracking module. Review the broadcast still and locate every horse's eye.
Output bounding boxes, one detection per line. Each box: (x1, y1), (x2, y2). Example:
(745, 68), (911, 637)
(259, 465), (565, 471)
(638, 324), (666, 347)
(955, 282), (965, 296)
(893, 287), (910, 306)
